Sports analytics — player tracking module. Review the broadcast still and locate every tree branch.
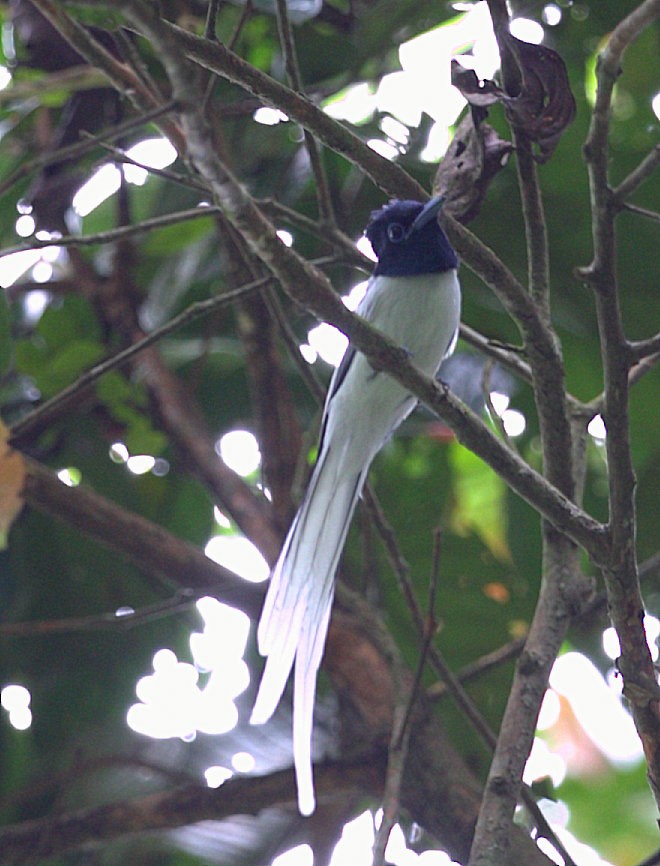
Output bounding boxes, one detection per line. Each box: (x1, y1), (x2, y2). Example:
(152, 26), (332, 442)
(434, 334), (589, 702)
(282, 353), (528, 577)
(0, 206), (219, 258)
(0, 589), (199, 638)
(630, 335), (660, 362)
(613, 143), (660, 203)
(29, 0), (184, 153)
(0, 100), (177, 200)
(146, 15), (427, 201)
(274, 0), (335, 223)
(468, 5), (586, 863)
(582, 0), (660, 813)
(21, 457), (265, 620)
(0, 762), (382, 865)
(9, 273), (275, 445)
(98, 0), (608, 568)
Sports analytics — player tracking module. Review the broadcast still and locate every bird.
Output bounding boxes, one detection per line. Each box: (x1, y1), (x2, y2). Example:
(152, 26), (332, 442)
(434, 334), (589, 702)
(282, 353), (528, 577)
(250, 195), (461, 815)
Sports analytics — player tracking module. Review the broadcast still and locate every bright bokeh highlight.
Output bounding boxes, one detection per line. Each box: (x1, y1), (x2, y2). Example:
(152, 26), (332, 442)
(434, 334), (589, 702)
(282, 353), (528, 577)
(587, 414), (607, 441)
(322, 2), (500, 162)
(127, 598), (250, 741)
(1, 683), (32, 731)
(602, 614), (660, 663)
(205, 534), (269, 583)
(542, 4), (562, 26)
(273, 845), (313, 866)
(509, 17), (544, 44)
(205, 764), (233, 788)
(652, 92), (660, 121)
(217, 429), (261, 477)
(550, 652), (642, 765)
(73, 137), (177, 217)
(306, 281), (368, 367)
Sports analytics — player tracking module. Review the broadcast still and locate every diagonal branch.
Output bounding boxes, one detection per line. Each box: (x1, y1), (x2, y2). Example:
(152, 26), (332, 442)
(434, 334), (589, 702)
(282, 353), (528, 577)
(29, 0), (184, 156)
(0, 206), (220, 258)
(0, 100), (177, 200)
(151, 15), (427, 201)
(613, 143), (660, 203)
(0, 761), (382, 866)
(9, 274), (274, 444)
(108, 0), (607, 566)
(22, 457), (264, 620)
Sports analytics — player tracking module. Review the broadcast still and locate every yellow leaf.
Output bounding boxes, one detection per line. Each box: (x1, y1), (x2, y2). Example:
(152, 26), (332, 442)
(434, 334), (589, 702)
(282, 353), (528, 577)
(0, 419), (25, 549)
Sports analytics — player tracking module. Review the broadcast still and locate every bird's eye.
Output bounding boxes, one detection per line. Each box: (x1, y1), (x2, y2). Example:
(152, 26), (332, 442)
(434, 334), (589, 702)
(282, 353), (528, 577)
(387, 222), (406, 243)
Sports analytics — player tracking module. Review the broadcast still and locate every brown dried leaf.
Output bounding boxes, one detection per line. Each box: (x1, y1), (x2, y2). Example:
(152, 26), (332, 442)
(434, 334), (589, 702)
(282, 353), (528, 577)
(451, 61), (503, 108)
(0, 420), (25, 549)
(451, 35), (576, 163)
(433, 110), (513, 223)
(502, 36), (577, 162)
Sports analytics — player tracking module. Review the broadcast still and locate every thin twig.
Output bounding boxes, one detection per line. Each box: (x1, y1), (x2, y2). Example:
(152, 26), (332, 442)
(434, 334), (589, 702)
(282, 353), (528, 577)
(274, 0), (335, 223)
(263, 285), (326, 404)
(201, 0), (224, 110)
(228, 0), (255, 51)
(514, 132), (551, 320)
(629, 335), (660, 362)
(113, 26), (166, 102)
(580, 348), (660, 418)
(459, 323), (531, 385)
(428, 636), (526, 700)
(0, 588), (200, 638)
(629, 352), (660, 388)
(205, 0), (221, 39)
(10, 273), (272, 443)
(81, 134), (207, 191)
(613, 143), (660, 201)
(394, 528), (444, 749)
(620, 202), (660, 222)
(0, 100), (178, 201)
(0, 206), (219, 258)
(372, 531), (444, 866)
(0, 64), (108, 102)
(362, 485), (424, 634)
(258, 196), (369, 270)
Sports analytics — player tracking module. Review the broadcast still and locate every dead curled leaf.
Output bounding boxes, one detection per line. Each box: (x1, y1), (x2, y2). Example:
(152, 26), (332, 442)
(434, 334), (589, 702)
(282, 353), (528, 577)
(451, 35), (576, 163)
(433, 111), (514, 223)
(0, 420), (25, 549)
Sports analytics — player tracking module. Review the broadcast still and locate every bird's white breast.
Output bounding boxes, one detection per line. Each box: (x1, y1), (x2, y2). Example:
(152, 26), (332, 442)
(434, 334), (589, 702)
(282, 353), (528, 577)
(323, 269), (461, 473)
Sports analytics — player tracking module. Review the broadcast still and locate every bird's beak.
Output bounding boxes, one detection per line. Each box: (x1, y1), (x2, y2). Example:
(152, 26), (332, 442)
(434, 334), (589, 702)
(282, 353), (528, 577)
(410, 194), (446, 234)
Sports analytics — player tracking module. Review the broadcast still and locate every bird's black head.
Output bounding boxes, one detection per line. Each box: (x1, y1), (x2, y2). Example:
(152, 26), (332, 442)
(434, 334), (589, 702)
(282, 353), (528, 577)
(365, 196), (458, 277)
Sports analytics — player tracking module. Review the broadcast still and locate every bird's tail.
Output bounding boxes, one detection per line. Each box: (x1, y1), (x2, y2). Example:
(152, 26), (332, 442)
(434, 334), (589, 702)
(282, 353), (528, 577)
(250, 443), (363, 815)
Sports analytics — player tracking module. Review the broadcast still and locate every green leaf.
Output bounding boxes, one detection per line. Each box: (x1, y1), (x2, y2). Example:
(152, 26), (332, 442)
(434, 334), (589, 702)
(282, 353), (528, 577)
(64, 4), (127, 30)
(447, 439), (510, 562)
(123, 415), (167, 456)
